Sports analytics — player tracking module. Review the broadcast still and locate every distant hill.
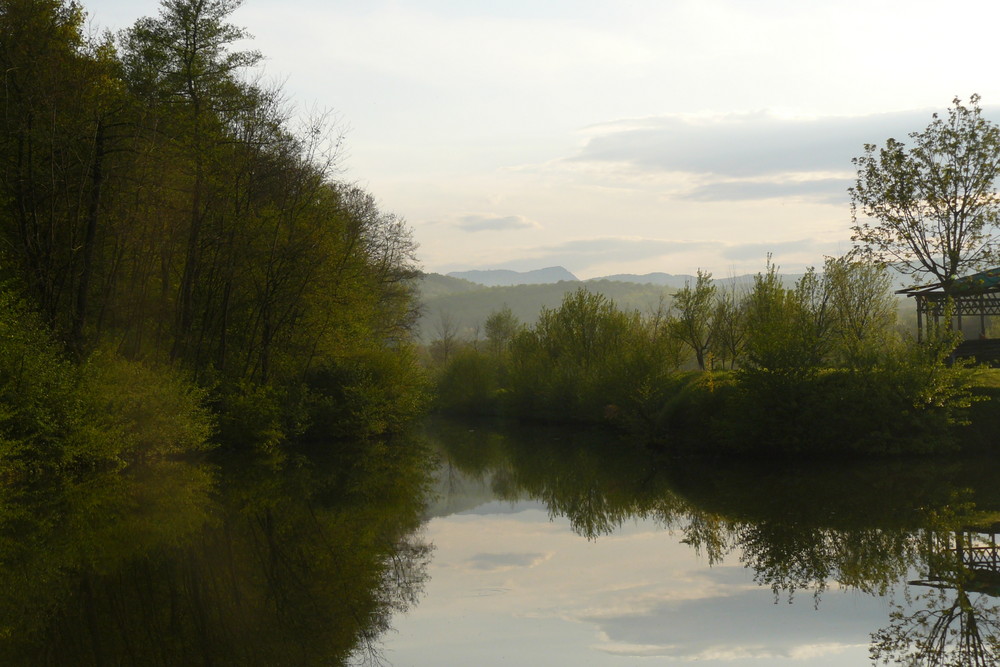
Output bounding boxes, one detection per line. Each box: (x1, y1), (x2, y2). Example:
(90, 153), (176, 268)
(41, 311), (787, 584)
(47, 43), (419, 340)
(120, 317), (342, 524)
(413, 275), (670, 344)
(417, 272), (483, 300)
(445, 266), (793, 289)
(591, 272), (698, 288)
(447, 266), (579, 286)
(415, 265), (918, 345)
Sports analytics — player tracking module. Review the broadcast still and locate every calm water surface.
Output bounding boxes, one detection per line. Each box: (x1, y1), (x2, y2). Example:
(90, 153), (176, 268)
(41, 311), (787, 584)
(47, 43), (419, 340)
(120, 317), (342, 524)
(385, 418), (1000, 666)
(2, 418), (999, 665)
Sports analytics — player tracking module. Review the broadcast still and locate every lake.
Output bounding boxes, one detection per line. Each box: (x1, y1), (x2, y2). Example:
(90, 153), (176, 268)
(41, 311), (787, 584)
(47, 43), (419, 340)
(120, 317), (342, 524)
(384, 418), (1000, 666)
(1, 417), (999, 665)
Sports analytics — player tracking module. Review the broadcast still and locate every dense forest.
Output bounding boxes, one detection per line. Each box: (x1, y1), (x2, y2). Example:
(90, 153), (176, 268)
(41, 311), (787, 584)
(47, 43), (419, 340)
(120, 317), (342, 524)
(0, 0), (426, 470)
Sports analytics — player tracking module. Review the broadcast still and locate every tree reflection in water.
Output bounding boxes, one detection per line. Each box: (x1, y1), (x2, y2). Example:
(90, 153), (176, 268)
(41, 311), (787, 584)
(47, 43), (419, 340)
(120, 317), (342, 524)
(423, 417), (1000, 665)
(0, 439), (433, 666)
(871, 505), (1000, 666)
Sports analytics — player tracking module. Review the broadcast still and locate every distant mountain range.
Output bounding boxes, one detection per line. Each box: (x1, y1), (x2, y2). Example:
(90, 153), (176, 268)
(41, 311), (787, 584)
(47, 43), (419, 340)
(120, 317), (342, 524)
(444, 265), (915, 290)
(446, 266), (579, 286)
(446, 266), (704, 288)
(416, 265), (921, 345)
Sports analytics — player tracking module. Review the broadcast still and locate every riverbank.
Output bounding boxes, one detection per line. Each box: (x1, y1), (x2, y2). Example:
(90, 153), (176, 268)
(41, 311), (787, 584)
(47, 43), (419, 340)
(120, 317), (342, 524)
(959, 371), (1000, 452)
(433, 361), (997, 458)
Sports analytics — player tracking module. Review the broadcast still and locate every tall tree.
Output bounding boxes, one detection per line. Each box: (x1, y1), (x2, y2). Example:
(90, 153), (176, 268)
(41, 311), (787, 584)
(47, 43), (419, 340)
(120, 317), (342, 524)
(1, 1), (85, 328)
(850, 95), (1000, 289)
(669, 269), (716, 370)
(120, 0), (261, 359)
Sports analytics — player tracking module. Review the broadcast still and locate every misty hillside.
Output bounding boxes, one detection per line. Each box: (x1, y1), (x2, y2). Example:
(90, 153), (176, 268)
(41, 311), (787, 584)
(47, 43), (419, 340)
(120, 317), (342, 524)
(415, 265), (921, 345)
(414, 275), (672, 344)
(593, 272), (699, 288)
(446, 266), (579, 286)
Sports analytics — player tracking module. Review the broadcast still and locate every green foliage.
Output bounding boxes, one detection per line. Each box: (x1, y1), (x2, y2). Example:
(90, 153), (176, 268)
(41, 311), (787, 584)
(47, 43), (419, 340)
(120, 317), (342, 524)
(433, 288), (688, 433)
(416, 275), (673, 345)
(0, 0), (428, 450)
(0, 287), (214, 470)
(484, 304), (522, 357)
(742, 258), (826, 375)
(70, 353), (214, 464)
(670, 269), (716, 369)
(214, 380), (288, 450)
(429, 262), (980, 456)
(710, 286), (747, 370)
(851, 95), (1000, 286)
(825, 256), (898, 367)
(720, 303), (978, 456)
(304, 346), (429, 440)
(0, 289), (76, 466)
(434, 348), (502, 415)
(506, 289), (641, 421)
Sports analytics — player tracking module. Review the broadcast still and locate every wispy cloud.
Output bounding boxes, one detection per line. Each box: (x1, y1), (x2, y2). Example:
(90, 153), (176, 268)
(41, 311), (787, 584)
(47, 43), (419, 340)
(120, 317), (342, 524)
(456, 214), (540, 232)
(581, 585), (876, 660)
(721, 238), (841, 262)
(487, 238), (721, 273)
(680, 177), (852, 205)
(573, 109), (940, 178)
(466, 552), (551, 572)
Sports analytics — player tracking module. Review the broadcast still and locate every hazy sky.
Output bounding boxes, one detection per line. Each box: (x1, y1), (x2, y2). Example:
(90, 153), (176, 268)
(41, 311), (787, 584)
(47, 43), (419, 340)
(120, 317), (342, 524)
(81, 0), (1000, 278)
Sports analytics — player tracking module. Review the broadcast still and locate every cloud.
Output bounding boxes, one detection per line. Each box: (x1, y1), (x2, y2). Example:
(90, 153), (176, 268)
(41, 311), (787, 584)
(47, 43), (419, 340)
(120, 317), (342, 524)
(492, 238), (723, 272)
(580, 585), (878, 660)
(573, 109), (941, 179)
(721, 238), (842, 262)
(681, 177), (853, 205)
(479, 236), (844, 273)
(456, 214), (539, 232)
(465, 552), (551, 572)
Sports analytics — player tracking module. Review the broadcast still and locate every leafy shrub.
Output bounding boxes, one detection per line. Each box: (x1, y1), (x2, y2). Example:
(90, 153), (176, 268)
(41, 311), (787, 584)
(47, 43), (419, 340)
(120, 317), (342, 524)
(213, 380), (288, 450)
(0, 289), (214, 470)
(69, 353), (214, 464)
(434, 348), (501, 415)
(304, 346), (428, 440)
(0, 290), (76, 467)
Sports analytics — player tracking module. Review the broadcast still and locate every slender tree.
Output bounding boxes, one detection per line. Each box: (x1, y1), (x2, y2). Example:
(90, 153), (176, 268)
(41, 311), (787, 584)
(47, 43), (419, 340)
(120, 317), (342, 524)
(669, 269), (716, 369)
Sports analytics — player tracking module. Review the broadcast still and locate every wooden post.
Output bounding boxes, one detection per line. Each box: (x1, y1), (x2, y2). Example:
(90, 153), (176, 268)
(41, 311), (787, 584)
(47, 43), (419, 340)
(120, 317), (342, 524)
(917, 299), (924, 343)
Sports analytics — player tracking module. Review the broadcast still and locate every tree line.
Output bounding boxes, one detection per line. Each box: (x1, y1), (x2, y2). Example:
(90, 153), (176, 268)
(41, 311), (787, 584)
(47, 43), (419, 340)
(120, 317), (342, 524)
(431, 256), (977, 455)
(0, 0), (425, 468)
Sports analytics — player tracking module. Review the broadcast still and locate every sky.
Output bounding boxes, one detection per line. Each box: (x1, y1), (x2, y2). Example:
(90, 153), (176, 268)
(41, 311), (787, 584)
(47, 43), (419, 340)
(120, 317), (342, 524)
(80, 0), (1000, 279)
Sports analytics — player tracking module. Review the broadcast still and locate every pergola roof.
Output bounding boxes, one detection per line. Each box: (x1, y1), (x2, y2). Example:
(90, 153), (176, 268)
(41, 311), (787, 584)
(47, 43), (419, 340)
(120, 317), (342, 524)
(896, 267), (1000, 297)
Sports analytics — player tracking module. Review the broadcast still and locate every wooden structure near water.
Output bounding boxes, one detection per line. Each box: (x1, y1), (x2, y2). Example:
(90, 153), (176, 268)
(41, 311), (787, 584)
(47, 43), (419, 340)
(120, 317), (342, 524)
(910, 524), (1000, 597)
(897, 268), (1000, 364)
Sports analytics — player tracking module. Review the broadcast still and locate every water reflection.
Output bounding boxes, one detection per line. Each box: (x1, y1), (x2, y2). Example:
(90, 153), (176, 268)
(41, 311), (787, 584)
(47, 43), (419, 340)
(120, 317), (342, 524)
(0, 440), (433, 666)
(872, 515), (1000, 665)
(419, 417), (1000, 665)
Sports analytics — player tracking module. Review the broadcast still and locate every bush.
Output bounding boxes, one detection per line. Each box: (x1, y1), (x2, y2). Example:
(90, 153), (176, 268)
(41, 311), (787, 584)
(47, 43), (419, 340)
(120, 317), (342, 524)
(69, 354), (215, 464)
(434, 348), (501, 415)
(0, 289), (214, 470)
(0, 290), (76, 468)
(714, 337), (978, 456)
(214, 380), (288, 450)
(303, 346), (428, 440)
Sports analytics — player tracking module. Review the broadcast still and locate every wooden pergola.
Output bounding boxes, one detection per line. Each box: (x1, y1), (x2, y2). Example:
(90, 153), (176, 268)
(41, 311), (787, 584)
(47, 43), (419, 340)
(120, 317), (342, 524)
(910, 523), (1000, 597)
(897, 267), (1000, 343)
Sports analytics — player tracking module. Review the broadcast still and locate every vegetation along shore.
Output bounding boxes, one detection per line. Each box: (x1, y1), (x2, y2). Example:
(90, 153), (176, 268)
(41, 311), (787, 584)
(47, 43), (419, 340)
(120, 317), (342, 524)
(2, 0), (1000, 466)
